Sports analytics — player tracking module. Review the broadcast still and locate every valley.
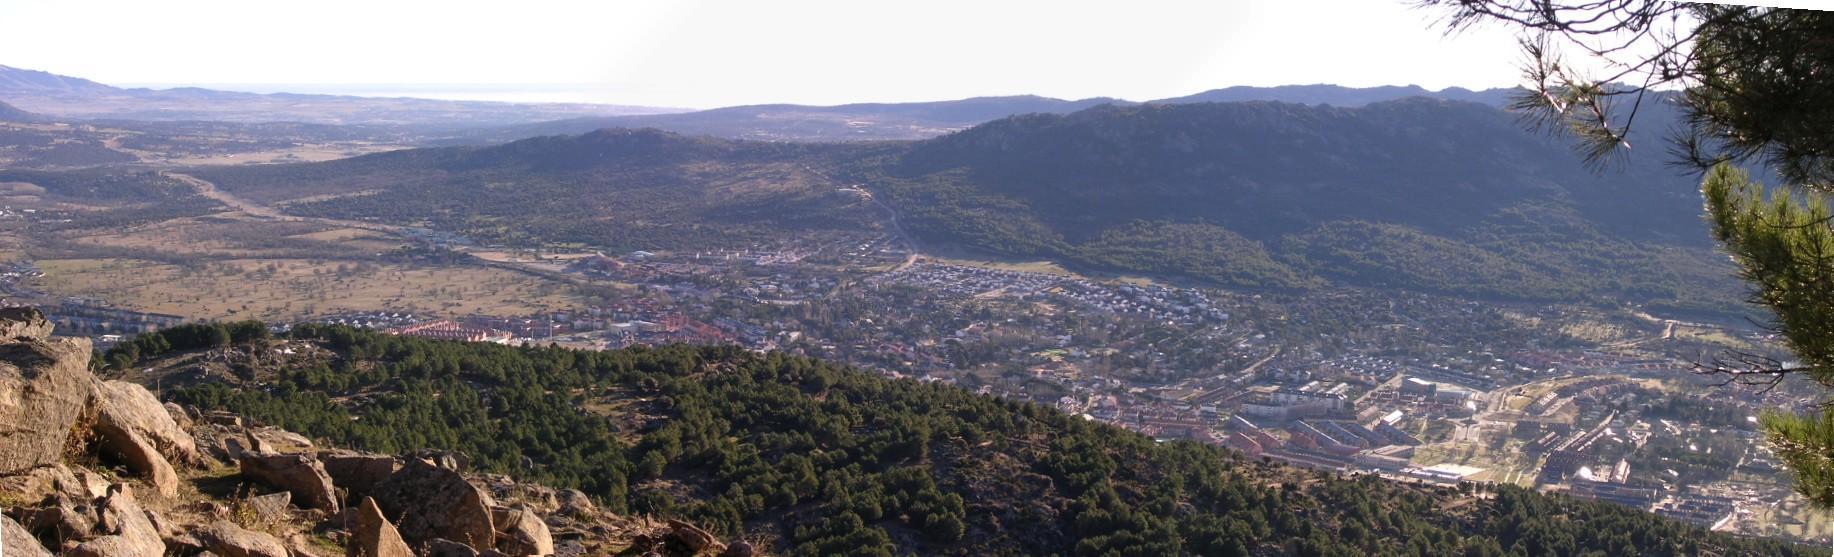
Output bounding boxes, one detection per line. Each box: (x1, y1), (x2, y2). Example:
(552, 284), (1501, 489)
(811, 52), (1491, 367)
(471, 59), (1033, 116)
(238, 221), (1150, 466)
(0, 59), (1826, 555)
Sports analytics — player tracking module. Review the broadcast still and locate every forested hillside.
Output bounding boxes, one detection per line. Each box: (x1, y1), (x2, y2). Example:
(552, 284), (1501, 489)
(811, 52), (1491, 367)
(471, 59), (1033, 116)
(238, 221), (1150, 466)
(856, 98), (1736, 308)
(123, 324), (1810, 556)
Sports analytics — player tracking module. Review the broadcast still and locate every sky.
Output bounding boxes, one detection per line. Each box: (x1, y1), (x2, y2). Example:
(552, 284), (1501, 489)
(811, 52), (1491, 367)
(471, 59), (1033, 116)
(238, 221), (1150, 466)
(2, 0), (1604, 109)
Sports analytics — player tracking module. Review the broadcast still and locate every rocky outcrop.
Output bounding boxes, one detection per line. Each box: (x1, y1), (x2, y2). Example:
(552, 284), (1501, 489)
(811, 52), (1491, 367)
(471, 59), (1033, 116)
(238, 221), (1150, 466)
(554, 490), (592, 517)
(0, 307), (53, 340)
(348, 497), (413, 557)
(89, 380), (191, 499)
(0, 463), (109, 503)
(68, 485), (164, 557)
(722, 540), (757, 557)
(490, 506), (553, 556)
(371, 459), (494, 549)
(195, 521), (289, 557)
(238, 452), (339, 513)
(92, 379), (200, 465)
(318, 450), (396, 499)
(0, 307), (748, 557)
(3, 513), (55, 557)
(246, 492), (292, 524)
(666, 519), (722, 553)
(0, 309), (94, 475)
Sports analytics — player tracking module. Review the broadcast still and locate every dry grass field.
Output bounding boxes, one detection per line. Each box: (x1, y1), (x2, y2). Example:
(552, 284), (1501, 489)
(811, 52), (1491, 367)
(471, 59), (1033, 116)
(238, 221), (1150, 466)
(31, 257), (581, 321)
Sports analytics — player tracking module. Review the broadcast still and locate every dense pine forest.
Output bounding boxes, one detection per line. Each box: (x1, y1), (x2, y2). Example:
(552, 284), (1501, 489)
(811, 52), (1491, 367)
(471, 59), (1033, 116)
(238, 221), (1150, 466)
(111, 323), (1812, 556)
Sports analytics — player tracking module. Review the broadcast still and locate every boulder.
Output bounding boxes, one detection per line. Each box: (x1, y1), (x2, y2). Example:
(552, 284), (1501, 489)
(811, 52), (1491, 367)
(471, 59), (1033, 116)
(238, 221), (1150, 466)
(195, 521), (290, 557)
(163, 402), (193, 430)
(92, 380), (200, 465)
(721, 540), (756, 557)
(0, 321), (94, 475)
(0, 464), (95, 502)
(286, 533), (326, 557)
(90, 415), (182, 499)
(243, 431), (275, 455)
(347, 497), (413, 557)
(202, 412), (244, 427)
(16, 494), (96, 542)
(246, 491), (292, 524)
(489, 506), (553, 556)
(554, 489), (592, 518)
(3, 513), (55, 557)
(238, 452), (339, 512)
(69, 485), (164, 557)
(0, 307), (53, 340)
(666, 519), (722, 553)
(371, 460), (494, 549)
(317, 450), (396, 499)
(412, 450), (469, 472)
(252, 428), (313, 453)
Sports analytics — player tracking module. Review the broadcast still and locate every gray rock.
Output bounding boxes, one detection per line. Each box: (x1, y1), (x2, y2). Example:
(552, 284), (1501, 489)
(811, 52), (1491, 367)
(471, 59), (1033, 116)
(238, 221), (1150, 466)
(0, 464), (90, 503)
(554, 489), (593, 518)
(371, 460), (494, 549)
(317, 450), (396, 499)
(3, 513), (55, 557)
(666, 519), (721, 553)
(246, 491), (292, 523)
(347, 497), (413, 557)
(89, 380), (191, 498)
(489, 506), (553, 556)
(238, 452), (339, 513)
(163, 402), (193, 430)
(202, 412), (244, 427)
(68, 484), (164, 557)
(0, 329), (94, 475)
(195, 521), (290, 557)
(721, 540), (756, 557)
(93, 380), (200, 465)
(0, 307), (53, 340)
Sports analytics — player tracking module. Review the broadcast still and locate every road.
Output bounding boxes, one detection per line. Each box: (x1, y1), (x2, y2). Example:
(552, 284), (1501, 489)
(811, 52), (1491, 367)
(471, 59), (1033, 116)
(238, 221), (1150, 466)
(164, 171), (608, 288)
(162, 171), (285, 220)
(164, 171), (406, 236)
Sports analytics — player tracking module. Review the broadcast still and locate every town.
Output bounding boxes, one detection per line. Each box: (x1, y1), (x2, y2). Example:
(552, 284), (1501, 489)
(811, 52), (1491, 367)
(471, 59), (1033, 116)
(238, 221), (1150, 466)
(6, 215), (1825, 544)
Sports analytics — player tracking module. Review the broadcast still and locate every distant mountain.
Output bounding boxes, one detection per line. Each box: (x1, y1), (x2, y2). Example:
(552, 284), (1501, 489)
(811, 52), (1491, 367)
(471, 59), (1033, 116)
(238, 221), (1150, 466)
(447, 95), (1133, 143)
(0, 65), (118, 96)
(0, 64), (681, 127)
(0, 99), (45, 122)
(449, 86), (1519, 144)
(1153, 84), (1517, 107)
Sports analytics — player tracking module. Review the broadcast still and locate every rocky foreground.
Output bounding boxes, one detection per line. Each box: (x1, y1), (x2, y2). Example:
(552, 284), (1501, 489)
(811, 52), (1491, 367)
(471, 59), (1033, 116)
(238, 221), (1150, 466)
(0, 308), (753, 557)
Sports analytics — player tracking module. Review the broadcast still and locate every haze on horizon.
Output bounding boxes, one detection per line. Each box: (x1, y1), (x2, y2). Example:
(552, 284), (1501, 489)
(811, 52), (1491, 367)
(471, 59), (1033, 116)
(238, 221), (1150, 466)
(9, 0), (1570, 108)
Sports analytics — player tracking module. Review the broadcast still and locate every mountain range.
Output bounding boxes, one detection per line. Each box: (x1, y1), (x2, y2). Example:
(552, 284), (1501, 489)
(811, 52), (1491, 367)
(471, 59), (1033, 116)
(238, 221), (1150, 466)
(0, 65), (679, 127)
(188, 94), (1737, 313)
(2, 64), (1517, 142)
(448, 85), (1518, 143)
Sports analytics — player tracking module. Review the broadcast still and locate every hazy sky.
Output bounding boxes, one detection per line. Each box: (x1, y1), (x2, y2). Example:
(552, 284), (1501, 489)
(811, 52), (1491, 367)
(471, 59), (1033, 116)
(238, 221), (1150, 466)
(3, 0), (1594, 108)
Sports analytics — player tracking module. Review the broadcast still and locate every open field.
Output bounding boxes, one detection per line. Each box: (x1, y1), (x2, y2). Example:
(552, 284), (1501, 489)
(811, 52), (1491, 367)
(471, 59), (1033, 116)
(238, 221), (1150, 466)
(1740, 499), (1832, 541)
(155, 144), (404, 166)
(30, 257), (581, 321)
(925, 255), (1165, 286)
